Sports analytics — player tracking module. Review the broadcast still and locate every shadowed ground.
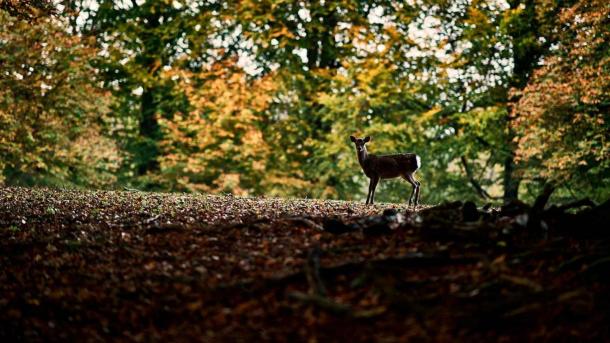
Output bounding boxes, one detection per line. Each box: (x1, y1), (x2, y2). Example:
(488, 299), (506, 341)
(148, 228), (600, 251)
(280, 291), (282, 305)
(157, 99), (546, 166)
(1, 187), (608, 341)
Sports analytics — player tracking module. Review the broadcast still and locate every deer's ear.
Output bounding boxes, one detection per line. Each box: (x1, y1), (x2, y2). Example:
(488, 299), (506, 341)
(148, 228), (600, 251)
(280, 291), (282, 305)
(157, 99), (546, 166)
(350, 136), (356, 142)
(364, 136), (370, 143)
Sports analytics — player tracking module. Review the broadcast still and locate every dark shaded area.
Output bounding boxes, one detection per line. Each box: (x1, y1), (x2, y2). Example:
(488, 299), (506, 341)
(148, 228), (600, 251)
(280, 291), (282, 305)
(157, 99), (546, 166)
(0, 188), (609, 341)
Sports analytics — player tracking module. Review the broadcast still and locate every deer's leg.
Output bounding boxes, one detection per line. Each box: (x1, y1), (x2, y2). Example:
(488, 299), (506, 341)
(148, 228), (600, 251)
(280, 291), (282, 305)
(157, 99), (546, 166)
(370, 176), (380, 205)
(366, 178), (374, 204)
(414, 178), (421, 205)
(404, 174), (417, 206)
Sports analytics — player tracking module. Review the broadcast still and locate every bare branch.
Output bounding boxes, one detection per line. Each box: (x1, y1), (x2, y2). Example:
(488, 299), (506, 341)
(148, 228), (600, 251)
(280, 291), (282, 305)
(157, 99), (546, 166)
(460, 156), (501, 200)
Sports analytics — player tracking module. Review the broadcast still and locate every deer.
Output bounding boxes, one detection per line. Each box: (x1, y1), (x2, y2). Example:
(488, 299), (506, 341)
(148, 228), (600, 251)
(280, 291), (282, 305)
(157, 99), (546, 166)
(350, 135), (421, 206)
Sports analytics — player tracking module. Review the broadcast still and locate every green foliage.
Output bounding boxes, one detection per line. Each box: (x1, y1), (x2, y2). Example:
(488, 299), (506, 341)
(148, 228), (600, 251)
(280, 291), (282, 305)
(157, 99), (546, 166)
(0, 11), (120, 188)
(76, 0), (218, 183)
(1, 0), (607, 204)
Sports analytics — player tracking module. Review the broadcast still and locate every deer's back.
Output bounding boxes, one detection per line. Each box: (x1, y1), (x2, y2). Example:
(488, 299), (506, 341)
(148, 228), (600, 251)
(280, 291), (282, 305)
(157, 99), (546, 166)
(366, 153), (420, 179)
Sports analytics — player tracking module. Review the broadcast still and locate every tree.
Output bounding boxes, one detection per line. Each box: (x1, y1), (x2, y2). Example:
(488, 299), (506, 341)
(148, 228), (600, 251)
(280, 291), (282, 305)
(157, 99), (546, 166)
(74, 1), (219, 183)
(0, 10), (120, 187)
(232, 1), (433, 199)
(156, 59), (280, 194)
(387, 0), (579, 203)
(514, 0), (610, 202)
(33, 0), (604, 204)
(0, 0), (55, 20)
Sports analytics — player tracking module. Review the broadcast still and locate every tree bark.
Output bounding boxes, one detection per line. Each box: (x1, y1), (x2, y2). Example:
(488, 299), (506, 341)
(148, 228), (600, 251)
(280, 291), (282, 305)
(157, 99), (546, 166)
(502, 0), (543, 203)
(136, 11), (163, 176)
(503, 151), (520, 203)
(306, 6), (338, 69)
(137, 86), (160, 175)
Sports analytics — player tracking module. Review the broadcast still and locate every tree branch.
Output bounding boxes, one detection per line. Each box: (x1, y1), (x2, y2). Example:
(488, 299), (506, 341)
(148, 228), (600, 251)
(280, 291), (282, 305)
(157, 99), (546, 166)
(460, 156), (501, 200)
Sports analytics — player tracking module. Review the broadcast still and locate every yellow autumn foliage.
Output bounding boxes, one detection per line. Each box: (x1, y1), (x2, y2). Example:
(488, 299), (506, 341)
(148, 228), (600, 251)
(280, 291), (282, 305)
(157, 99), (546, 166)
(157, 60), (277, 194)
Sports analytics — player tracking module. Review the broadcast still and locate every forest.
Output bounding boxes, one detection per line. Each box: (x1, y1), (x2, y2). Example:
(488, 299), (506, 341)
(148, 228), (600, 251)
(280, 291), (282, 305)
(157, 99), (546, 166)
(1, 0), (610, 341)
(1, 0), (608, 203)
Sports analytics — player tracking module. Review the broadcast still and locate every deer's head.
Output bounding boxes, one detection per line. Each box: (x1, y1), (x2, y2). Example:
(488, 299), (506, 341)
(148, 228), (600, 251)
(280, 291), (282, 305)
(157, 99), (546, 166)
(350, 135), (370, 153)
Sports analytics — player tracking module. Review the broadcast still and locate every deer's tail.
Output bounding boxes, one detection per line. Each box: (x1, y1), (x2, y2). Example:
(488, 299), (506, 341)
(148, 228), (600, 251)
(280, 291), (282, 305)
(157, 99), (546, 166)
(414, 155), (421, 170)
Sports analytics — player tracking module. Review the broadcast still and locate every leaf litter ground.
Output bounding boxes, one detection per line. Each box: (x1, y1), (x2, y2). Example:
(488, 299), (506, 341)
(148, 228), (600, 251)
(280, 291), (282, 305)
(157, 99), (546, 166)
(1, 187), (609, 341)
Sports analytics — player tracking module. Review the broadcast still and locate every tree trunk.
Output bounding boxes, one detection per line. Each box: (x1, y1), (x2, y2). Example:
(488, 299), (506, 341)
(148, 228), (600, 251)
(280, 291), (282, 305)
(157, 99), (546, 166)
(306, 6), (338, 70)
(137, 87), (160, 175)
(501, 0), (543, 202)
(503, 101), (520, 203)
(503, 153), (520, 203)
(136, 11), (163, 176)
(318, 11), (338, 69)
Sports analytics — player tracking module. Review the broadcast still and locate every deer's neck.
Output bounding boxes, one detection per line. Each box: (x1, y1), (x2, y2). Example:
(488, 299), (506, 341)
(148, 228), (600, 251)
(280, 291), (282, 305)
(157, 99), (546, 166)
(357, 147), (369, 167)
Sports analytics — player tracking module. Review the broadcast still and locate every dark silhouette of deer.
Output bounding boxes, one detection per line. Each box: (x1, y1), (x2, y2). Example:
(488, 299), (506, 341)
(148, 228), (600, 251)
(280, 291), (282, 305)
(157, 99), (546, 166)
(350, 135), (421, 205)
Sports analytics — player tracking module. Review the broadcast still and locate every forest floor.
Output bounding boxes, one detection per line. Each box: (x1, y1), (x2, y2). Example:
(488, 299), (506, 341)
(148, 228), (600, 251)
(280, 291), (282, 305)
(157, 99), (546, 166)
(1, 187), (609, 342)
